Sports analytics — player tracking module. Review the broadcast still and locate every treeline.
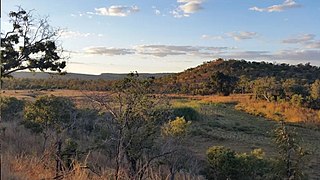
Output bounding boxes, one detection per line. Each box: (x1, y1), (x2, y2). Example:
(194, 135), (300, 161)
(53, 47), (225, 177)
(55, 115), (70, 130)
(1, 78), (115, 91)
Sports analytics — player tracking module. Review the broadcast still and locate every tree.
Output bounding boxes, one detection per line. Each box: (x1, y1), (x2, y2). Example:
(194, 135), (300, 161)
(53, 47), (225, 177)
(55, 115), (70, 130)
(237, 75), (251, 94)
(0, 97), (24, 121)
(1, 7), (66, 78)
(206, 146), (272, 180)
(282, 79), (306, 99)
(253, 77), (283, 102)
(23, 95), (76, 176)
(273, 121), (308, 179)
(88, 73), (172, 179)
(160, 117), (193, 180)
(310, 79), (320, 100)
(210, 71), (237, 96)
(206, 146), (240, 179)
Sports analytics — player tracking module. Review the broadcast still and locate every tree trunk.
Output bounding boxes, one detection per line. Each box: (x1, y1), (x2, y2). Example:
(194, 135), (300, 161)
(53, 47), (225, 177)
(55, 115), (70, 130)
(55, 139), (62, 177)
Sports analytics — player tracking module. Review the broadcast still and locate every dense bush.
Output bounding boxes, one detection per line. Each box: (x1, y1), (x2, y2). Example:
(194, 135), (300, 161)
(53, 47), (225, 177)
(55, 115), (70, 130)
(0, 97), (24, 121)
(205, 146), (272, 180)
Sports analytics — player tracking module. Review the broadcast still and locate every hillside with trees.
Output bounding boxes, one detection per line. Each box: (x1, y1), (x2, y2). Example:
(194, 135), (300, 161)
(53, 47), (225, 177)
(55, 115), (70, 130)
(157, 58), (320, 95)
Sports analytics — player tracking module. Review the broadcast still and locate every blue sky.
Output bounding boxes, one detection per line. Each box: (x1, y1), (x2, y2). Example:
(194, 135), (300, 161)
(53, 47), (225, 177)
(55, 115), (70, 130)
(2, 0), (320, 74)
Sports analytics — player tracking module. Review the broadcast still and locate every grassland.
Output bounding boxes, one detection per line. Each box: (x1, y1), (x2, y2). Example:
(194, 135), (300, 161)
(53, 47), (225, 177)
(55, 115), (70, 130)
(2, 90), (320, 179)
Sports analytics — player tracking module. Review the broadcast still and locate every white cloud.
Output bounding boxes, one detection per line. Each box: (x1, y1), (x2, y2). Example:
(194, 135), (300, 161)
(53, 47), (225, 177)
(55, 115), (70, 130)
(59, 30), (104, 39)
(226, 51), (272, 60)
(93, 5), (139, 17)
(224, 49), (320, 64)
(227, 31), (257, 41)
(135, 45), (228, 57)
(250, 0), (301, 12)
(201, 34), (224, 40)
(83, 45), (228, 57)
(172, 0), (204, 18)
(306, 41), (320, 49)
(274, 49), (320, 61)
(282, 34), (320, 49)
(154, 9), (161, 15)
(83, 47), (134, 56)
(59, 30), (93, 38)
(283, 34), (315, 44)
(180, 1), (203, 13)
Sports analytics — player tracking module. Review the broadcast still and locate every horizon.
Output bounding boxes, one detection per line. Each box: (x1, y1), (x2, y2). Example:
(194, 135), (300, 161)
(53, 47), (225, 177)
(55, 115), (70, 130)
(2, 0), (320, 74)
(13, 59), (320, 76)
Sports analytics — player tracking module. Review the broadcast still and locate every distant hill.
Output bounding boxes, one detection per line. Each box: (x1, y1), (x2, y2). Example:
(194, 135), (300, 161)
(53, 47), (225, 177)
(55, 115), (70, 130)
(157, 59), (320, 94)
(12, 72), (173, 80)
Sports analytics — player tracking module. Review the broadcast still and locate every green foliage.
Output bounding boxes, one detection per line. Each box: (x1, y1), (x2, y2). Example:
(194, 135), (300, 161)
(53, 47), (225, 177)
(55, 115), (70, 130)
(311, 79), (320, 100)
(92, 73), (172, 179)
(290, 94), (304, 107)
(210, 71), (238, 96)
(162, 117), (191, 137)
(1, 7), (66, 78)
(253, 77), (283, 102)
(23, 95), (75, 134)
(157, 59), (320, 95)
(273, 121), (309, 179)
(282, 79), (307, 98)
(236, 75), (251, 94)
(62, 138), (79, 169)
(206, 146), (272, 180)
(0, 97), (24, 121)
(206, 146), (239, 179)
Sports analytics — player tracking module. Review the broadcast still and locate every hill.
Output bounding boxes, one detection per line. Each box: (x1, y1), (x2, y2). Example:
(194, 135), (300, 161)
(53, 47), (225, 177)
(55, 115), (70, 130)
(157, 59), (320, 94)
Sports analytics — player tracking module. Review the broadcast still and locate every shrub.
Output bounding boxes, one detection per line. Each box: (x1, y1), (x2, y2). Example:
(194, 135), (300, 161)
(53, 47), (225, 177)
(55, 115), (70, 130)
(162, 117), (191, 137)
(0, 97), (24, 121)
(205, 146), (272, 180)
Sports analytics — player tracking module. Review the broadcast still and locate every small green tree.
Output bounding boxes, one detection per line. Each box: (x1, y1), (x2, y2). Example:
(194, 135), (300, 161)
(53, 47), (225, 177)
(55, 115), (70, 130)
(206, 146), (240, 180)
(89, 73), (171, 180)
(23, 95), (76, 176)
(274, 121), (308, 179)
(253, 77), (283, 102)
(290, 94), (304, 107)
(206, 146), (272, 180)
(237, 75), (251, 94)
(310, 79), (320, 100)
(160, 117), (193, 180)
(162, 116), (191, 137)
(23, 95), (75, 145)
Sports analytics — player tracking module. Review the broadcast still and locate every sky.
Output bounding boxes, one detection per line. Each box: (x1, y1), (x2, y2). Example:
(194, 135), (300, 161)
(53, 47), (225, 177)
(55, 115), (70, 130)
(1, 0), (320, 74)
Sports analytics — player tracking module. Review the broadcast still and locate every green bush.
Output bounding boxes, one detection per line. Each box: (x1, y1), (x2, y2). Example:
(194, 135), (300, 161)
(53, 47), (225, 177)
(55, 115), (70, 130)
(0, 97), (24, 121)
(205, 146), (272, 180)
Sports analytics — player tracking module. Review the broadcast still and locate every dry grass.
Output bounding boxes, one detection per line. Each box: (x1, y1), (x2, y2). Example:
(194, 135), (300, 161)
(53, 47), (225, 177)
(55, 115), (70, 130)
(235, 99), (320, 124)
(2, 91), (320, 178)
